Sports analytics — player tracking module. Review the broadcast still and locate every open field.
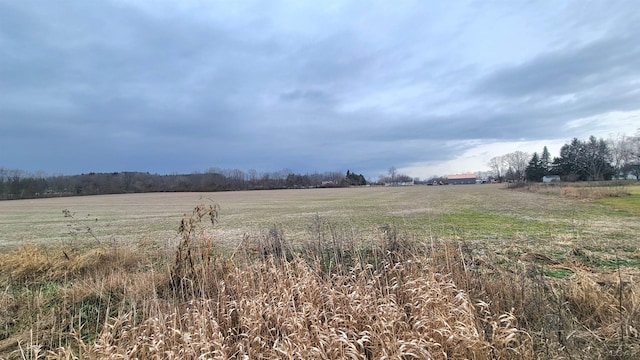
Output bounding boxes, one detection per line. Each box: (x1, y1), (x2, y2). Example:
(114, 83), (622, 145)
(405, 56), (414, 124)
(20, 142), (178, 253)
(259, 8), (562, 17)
(1, 183), (640, 359)
(1, 184), (639, 261)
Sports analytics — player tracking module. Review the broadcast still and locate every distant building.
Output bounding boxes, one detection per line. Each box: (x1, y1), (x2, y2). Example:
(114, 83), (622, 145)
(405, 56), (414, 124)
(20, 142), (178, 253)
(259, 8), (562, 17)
(542, 175), (561, 183)
(447, 174), (477, 185)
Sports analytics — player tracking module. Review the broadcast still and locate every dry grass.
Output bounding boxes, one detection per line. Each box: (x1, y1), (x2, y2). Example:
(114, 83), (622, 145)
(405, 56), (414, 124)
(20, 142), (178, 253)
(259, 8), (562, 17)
(17, 231), (533, 359)
(52, 259), (532, 359)
(514, 180), (633, 199)
(1, 210), (638, 359)
(0, 244), (145, 287)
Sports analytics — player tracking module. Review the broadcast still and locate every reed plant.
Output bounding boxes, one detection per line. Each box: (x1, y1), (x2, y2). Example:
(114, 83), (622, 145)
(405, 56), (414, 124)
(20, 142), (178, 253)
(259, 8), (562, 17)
(1, 204), (638, 359)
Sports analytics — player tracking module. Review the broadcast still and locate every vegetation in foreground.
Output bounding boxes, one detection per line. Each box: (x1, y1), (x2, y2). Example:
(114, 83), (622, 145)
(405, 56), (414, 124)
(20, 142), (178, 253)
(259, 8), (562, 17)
(1, 189), (640, 359)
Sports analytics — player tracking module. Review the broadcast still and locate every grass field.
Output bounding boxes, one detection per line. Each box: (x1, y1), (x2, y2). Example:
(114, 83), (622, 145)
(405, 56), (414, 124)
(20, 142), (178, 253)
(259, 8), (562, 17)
(1, 183), (639, 358)
(2, 184), (637, 247)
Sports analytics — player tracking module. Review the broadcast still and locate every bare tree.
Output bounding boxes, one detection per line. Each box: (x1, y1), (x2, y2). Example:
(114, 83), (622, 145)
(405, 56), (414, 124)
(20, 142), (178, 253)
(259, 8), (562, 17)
(488, 156), (507, 181)
(627, 130), (640, 179)
(247, 169), (258, 183)
(503, 151), (531, 181)
(388, 166), (397, 181)
(609, 133), (640, 179)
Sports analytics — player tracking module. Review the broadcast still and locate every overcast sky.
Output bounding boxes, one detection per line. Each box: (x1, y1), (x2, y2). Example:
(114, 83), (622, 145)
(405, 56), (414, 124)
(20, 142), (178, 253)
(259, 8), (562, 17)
(1, 1), (639, 179)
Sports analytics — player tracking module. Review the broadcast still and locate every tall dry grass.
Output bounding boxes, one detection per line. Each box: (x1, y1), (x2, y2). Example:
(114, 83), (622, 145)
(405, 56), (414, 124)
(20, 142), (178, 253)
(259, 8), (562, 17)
(55, 257), (531, 359)
(1, 204), (639, 359)
(512, 181), (632, 199)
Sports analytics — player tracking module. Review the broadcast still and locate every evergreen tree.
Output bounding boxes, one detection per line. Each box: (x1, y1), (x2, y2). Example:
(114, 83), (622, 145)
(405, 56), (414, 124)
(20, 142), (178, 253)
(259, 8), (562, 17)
(583, 136), (615, 180)
(525, 152), (546, 181)
(553, 138), (585, 180)
(344, 170), (367, 186)
(552, 136), (615, 181)
(540, 146), (551, 173)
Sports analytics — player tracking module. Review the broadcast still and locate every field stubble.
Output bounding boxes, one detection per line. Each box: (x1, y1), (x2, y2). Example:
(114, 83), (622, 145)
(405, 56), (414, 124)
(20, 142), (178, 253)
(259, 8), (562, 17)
(0, 183), (639, 358)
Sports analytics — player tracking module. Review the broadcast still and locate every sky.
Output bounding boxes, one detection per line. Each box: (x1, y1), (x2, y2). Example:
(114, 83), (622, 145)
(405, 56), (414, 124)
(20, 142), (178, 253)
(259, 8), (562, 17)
(1, 1), (639, 180)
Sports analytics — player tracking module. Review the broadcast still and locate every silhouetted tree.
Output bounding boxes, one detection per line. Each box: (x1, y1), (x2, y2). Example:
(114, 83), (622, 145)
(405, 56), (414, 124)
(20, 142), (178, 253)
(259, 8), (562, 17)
(552, 136), (614, 181)
(540, 146), (552, 173)
(525, 152), (546, 182)
(344, 170), (367, 186)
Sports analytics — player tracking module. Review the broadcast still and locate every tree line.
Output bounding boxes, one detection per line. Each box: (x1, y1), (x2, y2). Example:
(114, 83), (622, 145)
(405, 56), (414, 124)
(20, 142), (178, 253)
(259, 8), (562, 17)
(488, 131), (640, 182)
(0, 168), (368, 200)
(378, 166), (414, 184)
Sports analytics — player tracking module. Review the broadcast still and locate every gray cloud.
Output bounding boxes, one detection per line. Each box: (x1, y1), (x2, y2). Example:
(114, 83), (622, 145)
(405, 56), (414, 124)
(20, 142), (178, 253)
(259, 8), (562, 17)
(279, 89), (334, 106)
(475, 35), (640, 98)
(1, 1), (639, 178)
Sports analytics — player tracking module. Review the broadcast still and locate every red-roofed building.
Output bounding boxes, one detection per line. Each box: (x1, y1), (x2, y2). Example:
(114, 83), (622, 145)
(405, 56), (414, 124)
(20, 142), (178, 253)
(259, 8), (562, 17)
(447, 173), (476, 185)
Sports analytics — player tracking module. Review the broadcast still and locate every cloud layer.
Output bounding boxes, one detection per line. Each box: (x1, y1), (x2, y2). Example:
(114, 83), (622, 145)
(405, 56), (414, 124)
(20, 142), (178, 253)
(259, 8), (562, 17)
(1, 1), (639, 179)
